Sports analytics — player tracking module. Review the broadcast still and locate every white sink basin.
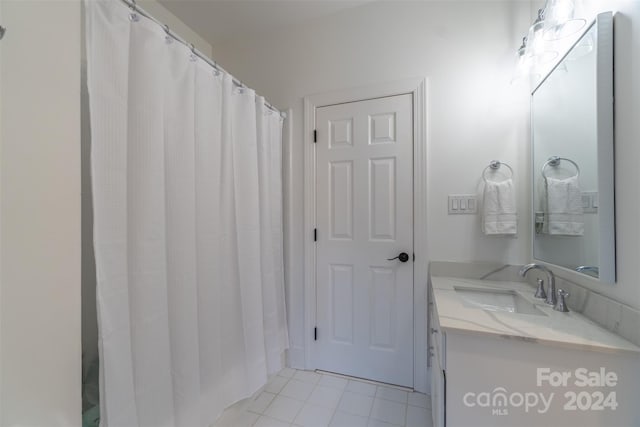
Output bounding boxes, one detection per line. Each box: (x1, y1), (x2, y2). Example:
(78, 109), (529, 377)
(454, 286), (547, 316)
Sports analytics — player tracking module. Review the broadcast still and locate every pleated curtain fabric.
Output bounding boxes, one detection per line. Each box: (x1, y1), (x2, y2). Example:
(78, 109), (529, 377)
(85, 1), (289, 426)
(256, 97), (290, 376)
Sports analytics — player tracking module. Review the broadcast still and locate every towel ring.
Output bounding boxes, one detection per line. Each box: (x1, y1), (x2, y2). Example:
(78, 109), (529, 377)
(482, 160), (514, 183)
(541, 156), (580, 179)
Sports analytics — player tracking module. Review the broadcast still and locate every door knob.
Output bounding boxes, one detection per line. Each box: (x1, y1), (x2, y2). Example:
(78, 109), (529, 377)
(387, 252), (409, 263)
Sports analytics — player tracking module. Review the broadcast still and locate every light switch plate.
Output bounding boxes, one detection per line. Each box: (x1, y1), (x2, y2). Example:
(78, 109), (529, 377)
(448, 194), (478, 214)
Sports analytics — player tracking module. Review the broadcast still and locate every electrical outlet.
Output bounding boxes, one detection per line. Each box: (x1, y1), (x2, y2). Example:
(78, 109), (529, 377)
(582, 191), (598, 214)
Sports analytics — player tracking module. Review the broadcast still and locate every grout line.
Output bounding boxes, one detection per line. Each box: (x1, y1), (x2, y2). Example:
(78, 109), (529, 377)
(328, 393), (342, 427)
(300, 371), (345, 426)
(366, 393), (374, 420)
(405, 399), (409, 427)
(219, 368), (430, 427)
(290, 393), (305, 426)
(408, 400), (431, 409)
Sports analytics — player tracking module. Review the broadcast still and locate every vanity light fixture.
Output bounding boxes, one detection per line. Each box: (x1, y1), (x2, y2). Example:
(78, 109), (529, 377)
(511, 36), (541, 86)
(517, 37), (527, 58)
(513, 0), (588, 87)
(511, 37), (529, 84)
(543, 0), (586, 41)
(524, 8), (559, 65)
(515, 37), (529, 69)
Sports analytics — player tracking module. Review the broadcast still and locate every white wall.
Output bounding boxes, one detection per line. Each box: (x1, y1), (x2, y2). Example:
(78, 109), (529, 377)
(0, 1), (4, 420)
(138, 0), (212, 57)
(210, 1), (533, 373)
(0, 1), (81, 425)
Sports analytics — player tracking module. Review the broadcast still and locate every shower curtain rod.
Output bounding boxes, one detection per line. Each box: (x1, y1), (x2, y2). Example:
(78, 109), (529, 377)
(119, 0), (287, 119)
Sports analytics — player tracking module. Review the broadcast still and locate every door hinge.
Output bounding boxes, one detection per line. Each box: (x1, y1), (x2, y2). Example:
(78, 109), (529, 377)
(314, 327), (318, 341)
(314, 228), (317, 242)
(313, 129), (317, 143)
(443, 369), (447, 426)
(413, 253), (416, 262)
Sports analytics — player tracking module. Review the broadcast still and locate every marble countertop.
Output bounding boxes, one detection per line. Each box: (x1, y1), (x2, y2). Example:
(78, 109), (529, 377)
(431, 276), (640, 354)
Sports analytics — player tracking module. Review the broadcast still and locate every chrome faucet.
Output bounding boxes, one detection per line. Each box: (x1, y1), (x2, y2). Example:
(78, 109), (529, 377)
(519, 263), (556, 306)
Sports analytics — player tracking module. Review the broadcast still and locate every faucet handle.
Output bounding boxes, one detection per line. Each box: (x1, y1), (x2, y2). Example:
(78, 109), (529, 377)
(554, 289), (570, 312)
(534, 278), (547, 300)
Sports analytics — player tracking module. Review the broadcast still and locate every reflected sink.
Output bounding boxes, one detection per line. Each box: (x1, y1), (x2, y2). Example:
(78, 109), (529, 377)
(454, 286), (547, 316)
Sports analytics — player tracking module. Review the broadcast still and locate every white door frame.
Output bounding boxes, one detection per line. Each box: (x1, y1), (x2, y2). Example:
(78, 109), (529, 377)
(303, 77), (429, 392)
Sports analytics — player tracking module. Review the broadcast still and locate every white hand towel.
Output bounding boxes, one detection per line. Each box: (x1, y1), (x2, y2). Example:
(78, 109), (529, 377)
(545, 175), (584, 235)
(482, 178), (517, 235)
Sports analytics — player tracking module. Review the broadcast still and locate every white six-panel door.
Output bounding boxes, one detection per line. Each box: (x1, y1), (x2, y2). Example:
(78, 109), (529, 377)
(314, 94), (414, 387)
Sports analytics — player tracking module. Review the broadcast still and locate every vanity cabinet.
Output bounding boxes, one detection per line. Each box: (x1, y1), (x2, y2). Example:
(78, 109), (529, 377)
(428, 288), (446, 427)
(428, 278), (640, 427)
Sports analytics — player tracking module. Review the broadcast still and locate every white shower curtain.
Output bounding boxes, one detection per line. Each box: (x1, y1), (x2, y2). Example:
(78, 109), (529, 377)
(85, 1), (288, 426)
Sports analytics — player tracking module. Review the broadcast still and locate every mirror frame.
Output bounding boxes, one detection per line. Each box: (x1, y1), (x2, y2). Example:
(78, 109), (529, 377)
(530, 11), (615, 284)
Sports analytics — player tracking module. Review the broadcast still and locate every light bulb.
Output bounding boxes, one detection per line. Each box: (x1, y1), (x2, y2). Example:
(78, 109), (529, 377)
(525, 10), (559, 65)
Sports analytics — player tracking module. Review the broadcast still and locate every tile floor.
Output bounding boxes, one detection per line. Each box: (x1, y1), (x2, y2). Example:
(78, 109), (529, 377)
(213, 368), (433, 427)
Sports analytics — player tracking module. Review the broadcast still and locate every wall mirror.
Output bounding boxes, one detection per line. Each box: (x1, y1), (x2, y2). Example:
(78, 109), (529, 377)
(531, 12), (615, 283)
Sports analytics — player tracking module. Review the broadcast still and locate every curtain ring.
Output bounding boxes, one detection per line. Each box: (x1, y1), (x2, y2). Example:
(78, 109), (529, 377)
(189, 43), (197, 62)
(164, 24), (173, 44)
(129, 0), (140, 22)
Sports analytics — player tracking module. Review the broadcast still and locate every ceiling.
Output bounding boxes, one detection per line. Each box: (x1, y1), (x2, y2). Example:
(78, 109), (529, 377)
(158, 0), (375, 46)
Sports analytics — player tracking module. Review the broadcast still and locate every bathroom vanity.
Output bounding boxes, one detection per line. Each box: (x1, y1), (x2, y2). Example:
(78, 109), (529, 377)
(428, 10), (640, 426)
(428, 270), (640, 427)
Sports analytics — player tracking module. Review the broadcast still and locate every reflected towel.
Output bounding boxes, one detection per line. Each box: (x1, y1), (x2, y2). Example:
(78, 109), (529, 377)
(545, 175), (584, 235)
(482, 179), (517, 235)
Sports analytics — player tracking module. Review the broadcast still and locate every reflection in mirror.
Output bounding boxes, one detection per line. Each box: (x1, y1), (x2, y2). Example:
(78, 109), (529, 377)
(531, 12), (615, 283)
